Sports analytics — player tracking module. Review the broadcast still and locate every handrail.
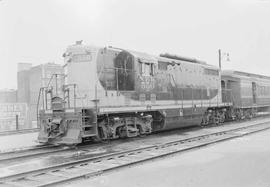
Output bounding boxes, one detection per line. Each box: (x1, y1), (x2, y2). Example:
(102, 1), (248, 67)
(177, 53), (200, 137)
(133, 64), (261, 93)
(36, 87), (43, 127)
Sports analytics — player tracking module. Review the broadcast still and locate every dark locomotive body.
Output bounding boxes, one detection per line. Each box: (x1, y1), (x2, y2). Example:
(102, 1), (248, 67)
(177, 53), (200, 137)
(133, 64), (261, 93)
(37, 43), (269, 145)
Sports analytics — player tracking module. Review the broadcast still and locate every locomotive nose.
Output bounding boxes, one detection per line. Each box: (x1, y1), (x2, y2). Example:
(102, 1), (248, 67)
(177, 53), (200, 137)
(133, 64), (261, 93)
(46, 118), (62, 132)
(38, 117), (64, 143)
(49, 118), (62, 127)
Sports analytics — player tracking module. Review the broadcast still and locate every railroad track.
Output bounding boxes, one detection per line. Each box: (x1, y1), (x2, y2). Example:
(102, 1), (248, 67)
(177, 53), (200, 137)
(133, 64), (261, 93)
(0, 144), (69, 163)
(0, 116), (267, 164)
(0, 128), (39, 136)
(1, 120), (270, 187)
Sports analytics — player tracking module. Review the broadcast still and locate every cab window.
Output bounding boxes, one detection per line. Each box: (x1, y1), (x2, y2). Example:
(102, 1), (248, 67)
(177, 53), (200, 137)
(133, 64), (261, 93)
(140, 62), (154, 76)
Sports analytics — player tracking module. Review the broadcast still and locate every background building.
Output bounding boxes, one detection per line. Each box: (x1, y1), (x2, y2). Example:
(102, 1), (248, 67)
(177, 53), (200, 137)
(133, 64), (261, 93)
(0, 89), (25, 131)
(17, 63), (64, 128)
(0, 89), (17, 103)
(17, 63), (32, 103)
(0, 62), (64, 131)
(0, 102), (28, 131)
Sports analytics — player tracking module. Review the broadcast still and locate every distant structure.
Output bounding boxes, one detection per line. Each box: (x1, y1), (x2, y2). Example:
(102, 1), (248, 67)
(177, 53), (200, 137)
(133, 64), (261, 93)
(0, 102), (28, 131)
(17, 63), (32, 103)
(17, 63), (64, 127)
(0, 62), (64, 131)
(0, 88), (27, 131)
(0, 89), (17, 103)
(17, 63), (32, 72)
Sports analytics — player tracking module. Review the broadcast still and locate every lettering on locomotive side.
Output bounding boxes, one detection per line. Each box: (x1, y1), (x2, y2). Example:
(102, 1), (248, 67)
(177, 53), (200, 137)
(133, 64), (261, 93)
(139, 76), (155, 91)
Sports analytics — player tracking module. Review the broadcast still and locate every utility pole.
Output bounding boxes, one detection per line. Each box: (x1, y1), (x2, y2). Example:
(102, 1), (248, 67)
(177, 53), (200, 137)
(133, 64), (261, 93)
(218, 49), (221, 69)
(218, 49), (230, 70)
(15, 114), (19, 130)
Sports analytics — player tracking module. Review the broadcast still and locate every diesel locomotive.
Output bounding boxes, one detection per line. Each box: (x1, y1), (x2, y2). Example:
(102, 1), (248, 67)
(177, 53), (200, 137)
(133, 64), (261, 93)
(37, 42), (270, 145)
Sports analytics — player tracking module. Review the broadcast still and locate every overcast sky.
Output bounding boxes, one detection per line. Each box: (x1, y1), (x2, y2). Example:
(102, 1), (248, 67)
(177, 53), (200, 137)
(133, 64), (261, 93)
(1, 0), (270, 89)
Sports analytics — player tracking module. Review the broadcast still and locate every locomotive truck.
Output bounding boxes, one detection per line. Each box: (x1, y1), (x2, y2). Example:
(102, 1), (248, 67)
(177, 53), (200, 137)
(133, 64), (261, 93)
(37, 42), (270, 145)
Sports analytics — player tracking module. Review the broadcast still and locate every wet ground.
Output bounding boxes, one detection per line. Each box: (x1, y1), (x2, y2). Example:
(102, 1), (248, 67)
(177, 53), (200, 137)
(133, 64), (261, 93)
(68, 126), (270, 187)
(0, 132), (39, 151)
(0, 117), (270, 180)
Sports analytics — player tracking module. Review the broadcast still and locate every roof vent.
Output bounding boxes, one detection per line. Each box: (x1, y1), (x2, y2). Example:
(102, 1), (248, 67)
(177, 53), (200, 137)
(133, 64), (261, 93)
(160, 53), (206, 64)
(75, 40), (83, 45)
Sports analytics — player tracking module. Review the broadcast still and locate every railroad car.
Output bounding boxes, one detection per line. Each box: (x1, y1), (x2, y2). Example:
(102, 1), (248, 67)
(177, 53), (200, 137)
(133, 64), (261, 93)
(221, 70), (270, 118)
(37, 42), (233, 145)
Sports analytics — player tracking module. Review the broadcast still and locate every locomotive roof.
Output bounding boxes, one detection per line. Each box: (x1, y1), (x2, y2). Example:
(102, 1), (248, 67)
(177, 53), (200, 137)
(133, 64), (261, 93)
(108, 46), (218, 69)
(222, 70), (270, 80)
(125, 49), (158, 64)
(159, 53), (207, 64)
(64, 43), (99, 56)
(66, 44), (218, 70)
(157, 55), (217, 69)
